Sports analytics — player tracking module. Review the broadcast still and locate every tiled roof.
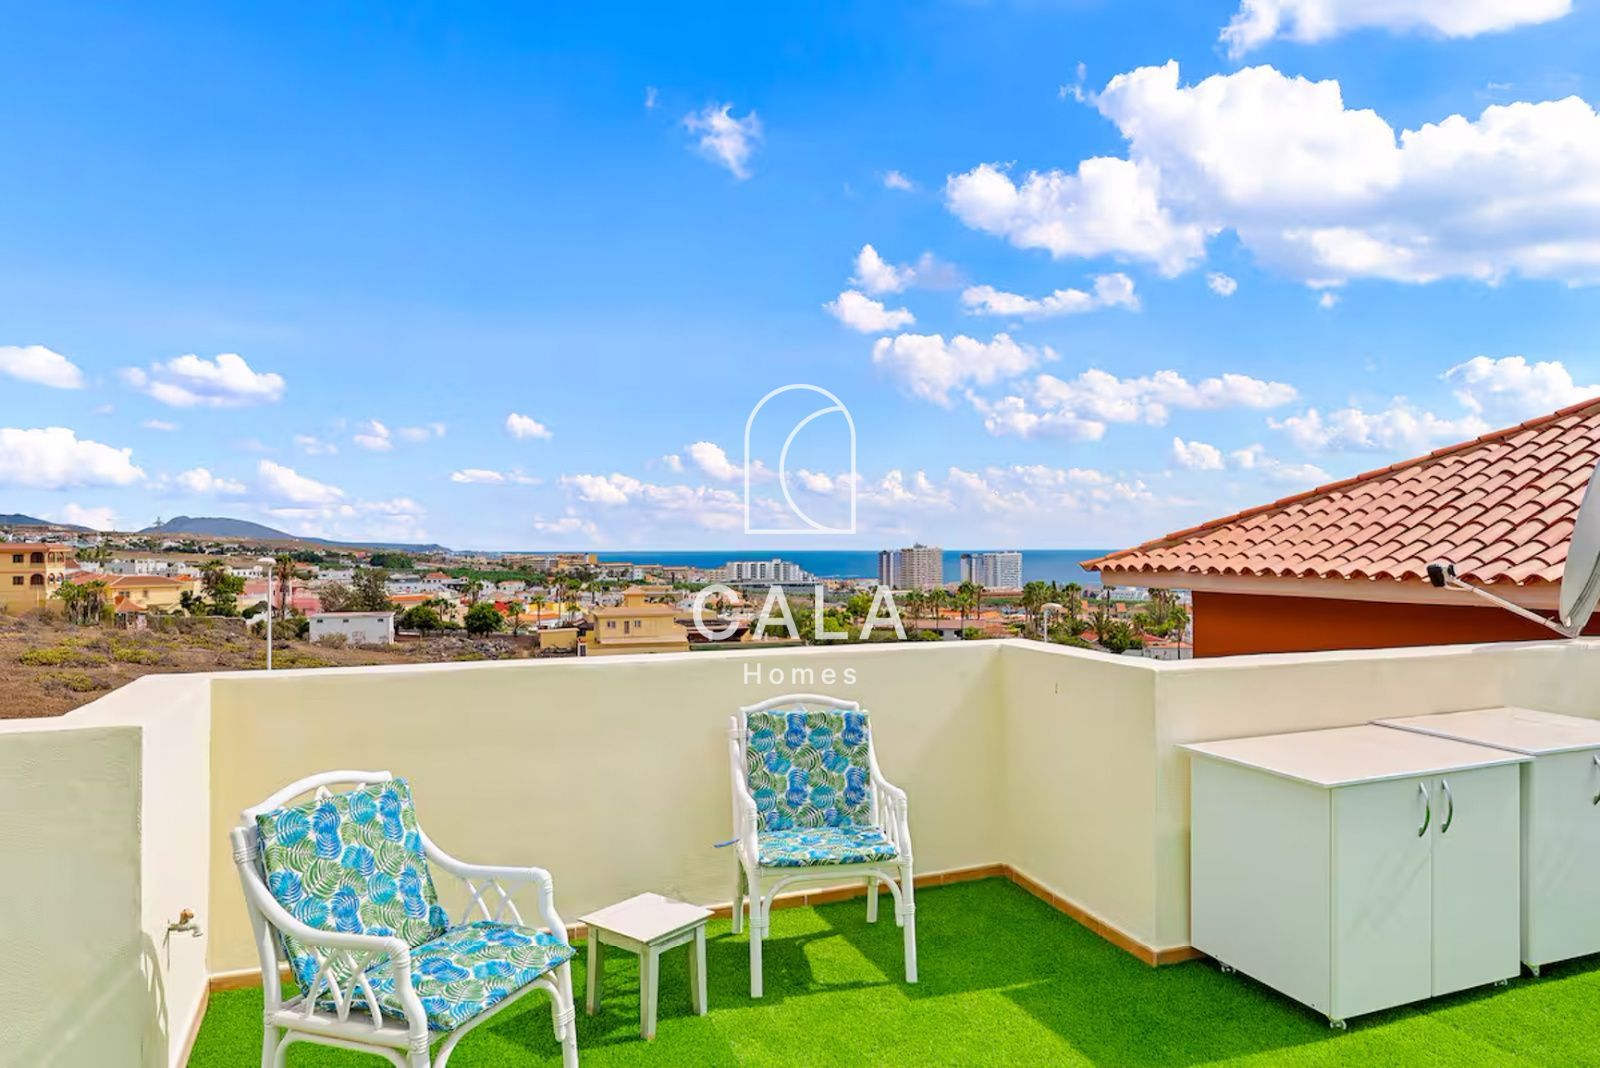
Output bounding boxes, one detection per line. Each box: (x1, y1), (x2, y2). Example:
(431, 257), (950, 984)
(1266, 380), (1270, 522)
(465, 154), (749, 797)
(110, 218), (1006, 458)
(1085, 397), (1600, 588)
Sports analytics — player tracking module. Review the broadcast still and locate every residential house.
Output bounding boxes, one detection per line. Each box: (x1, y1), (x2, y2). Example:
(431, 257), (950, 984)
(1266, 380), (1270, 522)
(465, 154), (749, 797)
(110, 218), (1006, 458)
(0, 543), (69, 612)
(307, 611), (395, 645)
(585, 585), (690, 656)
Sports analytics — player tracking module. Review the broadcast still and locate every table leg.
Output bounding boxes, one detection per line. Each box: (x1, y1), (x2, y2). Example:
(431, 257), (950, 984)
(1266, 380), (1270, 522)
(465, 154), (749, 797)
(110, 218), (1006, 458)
(640, 947), (659, 1040)
(691, 926), (708, 1015)
(586, 933), (605, 1015)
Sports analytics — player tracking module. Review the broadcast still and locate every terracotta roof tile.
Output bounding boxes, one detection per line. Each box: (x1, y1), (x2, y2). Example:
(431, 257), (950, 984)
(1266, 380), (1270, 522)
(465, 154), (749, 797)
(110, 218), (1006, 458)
(1086, 396), (1600, 587)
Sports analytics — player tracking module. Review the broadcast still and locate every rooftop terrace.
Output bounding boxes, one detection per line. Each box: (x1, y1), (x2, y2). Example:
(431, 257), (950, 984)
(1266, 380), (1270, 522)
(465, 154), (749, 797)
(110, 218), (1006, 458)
(4, 636), (1598, 1065)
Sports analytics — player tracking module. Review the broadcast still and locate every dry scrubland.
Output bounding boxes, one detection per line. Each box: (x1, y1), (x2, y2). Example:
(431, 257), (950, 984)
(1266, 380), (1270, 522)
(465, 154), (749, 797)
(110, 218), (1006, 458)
(0, 612), (536, 718)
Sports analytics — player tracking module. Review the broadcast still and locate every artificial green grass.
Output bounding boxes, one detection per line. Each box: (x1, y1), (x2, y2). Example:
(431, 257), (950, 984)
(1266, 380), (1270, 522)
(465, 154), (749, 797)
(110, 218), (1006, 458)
(191, 878), (1600, 1066)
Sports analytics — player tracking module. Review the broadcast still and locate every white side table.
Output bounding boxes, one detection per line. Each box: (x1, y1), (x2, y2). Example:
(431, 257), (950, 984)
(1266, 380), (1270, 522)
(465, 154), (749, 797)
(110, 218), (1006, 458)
(580, 892), (712, 1039)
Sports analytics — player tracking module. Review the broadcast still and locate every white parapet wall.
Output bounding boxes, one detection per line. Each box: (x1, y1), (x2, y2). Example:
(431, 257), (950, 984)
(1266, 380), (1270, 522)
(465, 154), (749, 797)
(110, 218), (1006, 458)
(5, 635), (1600, 1066)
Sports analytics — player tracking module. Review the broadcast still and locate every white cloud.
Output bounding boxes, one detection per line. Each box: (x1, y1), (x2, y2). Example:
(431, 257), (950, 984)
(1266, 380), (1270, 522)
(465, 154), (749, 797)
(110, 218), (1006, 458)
(975, 368), (1298, 438)
(882, 170), (915, 191)
(397, 423), (446, 442)
(353, 420), (393, 452)
(0, 427), (144, 488)
(660, 453), (683, 473)
(1172, 437), (1226, 470)
(1081, 61), (1600, 286)
(1270, 403), (1487, 453)
(945, 159), (1207, 276)
(142, 419), (177, 432)
(175, 467), (246, 495)
(872, 332), (1052, 406)
(1207, 271), (1239, 296)
(644, 86), (659, 110)
(294, 434), (337, 456)
(257, 460), (344, 505)
(450, 468), (539, 485)
(121, 353), (284, 407)
(1229, 443), (1332, 485)
(851, 245), (916, 295)
(794, 469), (835, 493)
(1443, 355), (1600, 421)
(559, 472), (744, 532)
(56, 504), (119, 531)
(506, 412), (553, 440)
(685, 441), (741, 481)
(825, 290), (916, 332)
(264, 498), (428, 543)
(684, 103), (761, 179)
(1222, 0), (1572, 58)
(0, 345), (83, 389)
(1318, 291), (1340, 309)
(962, 273), (1139, 318)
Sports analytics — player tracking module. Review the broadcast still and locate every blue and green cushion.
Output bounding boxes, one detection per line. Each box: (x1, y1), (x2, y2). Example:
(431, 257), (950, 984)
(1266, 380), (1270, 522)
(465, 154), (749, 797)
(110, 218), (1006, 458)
(333, 921), (575, 1032)
(757, 824), (899, 868)
(255, 779), (449, 993)
(745, 708), (872, 832)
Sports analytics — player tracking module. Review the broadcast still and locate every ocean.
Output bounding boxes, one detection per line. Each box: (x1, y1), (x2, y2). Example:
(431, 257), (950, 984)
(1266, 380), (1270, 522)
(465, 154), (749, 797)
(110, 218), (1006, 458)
(592, 549), (1109, 586)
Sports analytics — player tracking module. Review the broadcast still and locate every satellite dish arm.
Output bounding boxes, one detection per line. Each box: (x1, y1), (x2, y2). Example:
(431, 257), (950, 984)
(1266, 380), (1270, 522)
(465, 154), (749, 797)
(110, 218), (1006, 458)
(1426, 562), (1579, 638)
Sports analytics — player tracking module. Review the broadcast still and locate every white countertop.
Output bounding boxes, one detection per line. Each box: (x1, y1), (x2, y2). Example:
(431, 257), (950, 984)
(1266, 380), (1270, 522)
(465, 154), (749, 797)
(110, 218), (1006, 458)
(1377, 706), (1600, 756)
(1183, 724), (1529, 788)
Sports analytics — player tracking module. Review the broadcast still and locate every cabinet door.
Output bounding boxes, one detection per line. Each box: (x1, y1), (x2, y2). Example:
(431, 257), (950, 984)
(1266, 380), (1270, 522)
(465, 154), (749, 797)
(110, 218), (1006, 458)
(1525, 750), (1600, 967)
(1432, 765), (1521, 995)
(1331, 777), (1433, 1020)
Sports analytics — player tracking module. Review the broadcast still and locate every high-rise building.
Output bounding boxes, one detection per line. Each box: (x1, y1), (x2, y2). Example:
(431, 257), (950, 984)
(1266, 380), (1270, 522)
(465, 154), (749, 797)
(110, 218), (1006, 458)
(718, 558), (813, 584)
(960, 550), (1023, 589)
(895, 544), (943, 589)
(877, 549), (900, 588)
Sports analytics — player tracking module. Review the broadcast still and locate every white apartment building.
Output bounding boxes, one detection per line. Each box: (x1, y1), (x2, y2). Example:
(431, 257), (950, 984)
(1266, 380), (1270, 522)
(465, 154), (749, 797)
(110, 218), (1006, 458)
(882, 544), (942, 589)
(960, 550), (1023, 589)
(307, 610), (396, 645)
(718, 558), (814, 584)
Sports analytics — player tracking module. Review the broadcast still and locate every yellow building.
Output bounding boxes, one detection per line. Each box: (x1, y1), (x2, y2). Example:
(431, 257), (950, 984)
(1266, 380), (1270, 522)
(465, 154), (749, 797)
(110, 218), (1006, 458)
(105, 574), (198, 614)
(585, 586), (690, 656)
(0, 543), (69, 613)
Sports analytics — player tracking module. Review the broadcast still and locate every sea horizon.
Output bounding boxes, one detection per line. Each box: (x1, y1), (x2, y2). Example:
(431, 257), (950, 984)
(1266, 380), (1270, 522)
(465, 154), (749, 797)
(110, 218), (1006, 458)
(591, 548), (1110, 586)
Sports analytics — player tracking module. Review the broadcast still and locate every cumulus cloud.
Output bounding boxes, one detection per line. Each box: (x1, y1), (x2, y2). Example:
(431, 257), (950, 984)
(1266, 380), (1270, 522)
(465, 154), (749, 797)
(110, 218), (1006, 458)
(450, 468), (539, 485)
(559, 472), (745, 532)
(851, 245), (916, 295)
(121, 353), (284, 407)
(1207, 272), (1239, 296)
(0, 345), (83, 389)
(257, 460), (344, 505)
(974, 368), (1298, 439)
(1221, 0), (1572, 58)
(1229, 443), (1332, 485)
(397, 422), (446, 442)
(945, 159), (1207, 276)
(0, 427), (144, 488)
(353, 420), (393, 452)
(961, 273), (1139, 318)
(294, 434), (337, 456)
(176, 467), (246, 495)
(685, 441), (741, 481)
(265, 498), (428, 543)
(1172, 437), (1226, 470)
(871, 332), (1052, 406)
(824, 290), (916, 332)
(882, 170), (915, 191)
(506, 412), (553, 440)
(1270, 403), (1487, 453)
(1442, 355), (1600, 421)
(142, 419), (177, 432)
(684, 103), (761, 179)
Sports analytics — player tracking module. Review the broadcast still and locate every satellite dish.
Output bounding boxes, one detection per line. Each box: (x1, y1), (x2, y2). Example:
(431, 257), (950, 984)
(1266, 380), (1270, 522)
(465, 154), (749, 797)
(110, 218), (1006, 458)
(1427, 454), (1600, 639)
(1558, 455), (1600, 632)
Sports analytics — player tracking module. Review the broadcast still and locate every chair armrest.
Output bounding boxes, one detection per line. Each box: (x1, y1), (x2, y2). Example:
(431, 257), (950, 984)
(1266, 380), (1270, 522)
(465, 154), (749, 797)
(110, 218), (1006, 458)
(421, 832), (569, 942)
(728, 719), (759, 865)
(868, 751), (912, 858)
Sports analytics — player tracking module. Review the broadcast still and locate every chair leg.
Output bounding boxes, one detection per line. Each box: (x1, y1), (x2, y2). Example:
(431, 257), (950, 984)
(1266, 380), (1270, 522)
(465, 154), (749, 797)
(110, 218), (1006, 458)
(748, 875), (765, 999)
(899, 862), (918, 984)
(554, 961), (580, 1068)
(731, 862), (745, 935)
(262, 1025), (282, 1068)
(866, 876), (879, 923)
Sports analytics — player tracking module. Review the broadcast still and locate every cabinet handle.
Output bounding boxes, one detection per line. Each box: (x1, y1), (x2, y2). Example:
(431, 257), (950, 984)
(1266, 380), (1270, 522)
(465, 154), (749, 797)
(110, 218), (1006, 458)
(1417, 782), (1431, 837)
(1440, 779), (1455, 834)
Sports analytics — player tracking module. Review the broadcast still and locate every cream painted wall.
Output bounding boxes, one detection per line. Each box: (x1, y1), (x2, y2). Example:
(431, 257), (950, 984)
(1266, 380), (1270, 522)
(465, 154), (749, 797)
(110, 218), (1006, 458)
(206, 642), (1006, 975)
(73, 675), (213, 1068)
(0, 724), (143, 1067)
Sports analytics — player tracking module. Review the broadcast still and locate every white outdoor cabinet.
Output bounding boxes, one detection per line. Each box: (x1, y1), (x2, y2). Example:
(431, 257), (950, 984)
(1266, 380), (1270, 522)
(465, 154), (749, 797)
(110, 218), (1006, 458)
(1378, 707), (1600, 974)
(1184, 725), (1528, 1026)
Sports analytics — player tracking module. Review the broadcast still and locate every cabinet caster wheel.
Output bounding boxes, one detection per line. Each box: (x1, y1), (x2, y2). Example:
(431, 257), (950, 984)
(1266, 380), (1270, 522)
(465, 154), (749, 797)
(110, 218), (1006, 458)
(1495, 978), (1509, 987)
(1528, 965), (1542, 978)
(1219, 963), (1235, 974)
(1328, 1019), (1347, 1031)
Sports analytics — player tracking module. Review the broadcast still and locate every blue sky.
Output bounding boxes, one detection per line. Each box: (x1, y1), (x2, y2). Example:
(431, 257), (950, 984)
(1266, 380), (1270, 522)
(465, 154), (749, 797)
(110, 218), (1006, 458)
(3, 1), (1599, 550)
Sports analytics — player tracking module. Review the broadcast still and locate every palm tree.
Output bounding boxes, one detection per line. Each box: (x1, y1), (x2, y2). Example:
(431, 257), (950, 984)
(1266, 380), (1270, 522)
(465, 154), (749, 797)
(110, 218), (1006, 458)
(506, 601), (526, 636)
(464, 578), (484, 606)
(272, 554), (309, 621)
(1019, 581), (1050, 636)
(928, 588), (946, 625)
(530, 592), (548, 629)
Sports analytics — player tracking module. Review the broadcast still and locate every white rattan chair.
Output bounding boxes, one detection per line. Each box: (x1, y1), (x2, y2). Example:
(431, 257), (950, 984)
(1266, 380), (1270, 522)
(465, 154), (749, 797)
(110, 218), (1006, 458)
(728, 693), (916, 997)
(230, 770), (579, 1068)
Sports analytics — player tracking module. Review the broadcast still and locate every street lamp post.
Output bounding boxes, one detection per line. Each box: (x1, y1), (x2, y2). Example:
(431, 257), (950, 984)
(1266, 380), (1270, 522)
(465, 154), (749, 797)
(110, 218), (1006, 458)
(258, 556), (275, 671)
(1039, 601), (1064, 642)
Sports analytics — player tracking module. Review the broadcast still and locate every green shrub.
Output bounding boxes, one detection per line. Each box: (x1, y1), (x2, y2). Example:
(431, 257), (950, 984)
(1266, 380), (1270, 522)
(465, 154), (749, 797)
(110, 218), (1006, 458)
(47, 671), (110, 693)
(111, 643), (166, 665)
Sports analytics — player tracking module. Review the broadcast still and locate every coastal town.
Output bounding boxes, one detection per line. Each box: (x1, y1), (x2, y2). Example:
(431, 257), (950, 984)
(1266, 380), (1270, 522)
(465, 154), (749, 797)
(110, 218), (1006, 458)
(0, 516), (1192, 715)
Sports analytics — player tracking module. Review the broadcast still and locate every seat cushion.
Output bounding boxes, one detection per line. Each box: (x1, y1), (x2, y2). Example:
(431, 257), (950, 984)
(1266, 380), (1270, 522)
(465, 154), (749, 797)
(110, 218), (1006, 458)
(745, 708), (873, 832)
(758, 824), (899, 868)
(255, 779), (449, 992)
(328, 922), (575, 1032)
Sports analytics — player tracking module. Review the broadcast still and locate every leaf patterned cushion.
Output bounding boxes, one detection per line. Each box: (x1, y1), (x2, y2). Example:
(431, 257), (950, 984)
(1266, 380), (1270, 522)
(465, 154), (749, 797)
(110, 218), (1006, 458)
(255, 779), (449, 993)
(326, 922), (575, 1032)
(757, 825), (899, 868)
(745, 708), (872, 831)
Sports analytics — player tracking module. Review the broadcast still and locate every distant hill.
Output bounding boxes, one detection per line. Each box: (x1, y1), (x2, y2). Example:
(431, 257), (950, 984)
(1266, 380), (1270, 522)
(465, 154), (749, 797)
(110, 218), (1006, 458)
(140, 515), (448, 554)
(0, 513), (89, 532)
